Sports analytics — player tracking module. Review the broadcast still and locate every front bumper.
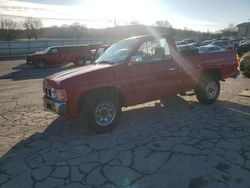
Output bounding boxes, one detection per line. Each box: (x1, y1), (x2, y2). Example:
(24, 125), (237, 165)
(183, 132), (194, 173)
(43, 96), (67, 116)
(26, 57), (32, 65)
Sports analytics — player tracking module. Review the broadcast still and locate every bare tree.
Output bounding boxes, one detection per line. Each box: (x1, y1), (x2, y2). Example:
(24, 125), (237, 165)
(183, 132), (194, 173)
(227, 23), (237, 32)
(219, 23), (237, 38)
(130, 21), (140, 25)
(0, 19), (20, 41)
(69, 22), (86, 39)
(155, 20), (172, 28)
(23, 18), (43, 40)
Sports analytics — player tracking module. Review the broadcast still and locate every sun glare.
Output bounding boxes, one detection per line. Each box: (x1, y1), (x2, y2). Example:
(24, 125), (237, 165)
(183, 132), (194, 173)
(79, 0), (165, 26)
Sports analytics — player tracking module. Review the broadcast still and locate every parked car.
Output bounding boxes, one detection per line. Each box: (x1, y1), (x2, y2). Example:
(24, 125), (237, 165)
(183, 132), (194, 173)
(200, 40), (212, 46)
(240, 52), (250, 75)
(176, 41), (188, 46)
(198, 45), (225, 53)
(232, 39), (243, 48)
(237, 39), (250, 56)
(182, 39), (196, 44)
(210, 39), (234, 50)
(177, 44), (195, 51)
(26, 45), (93, 68)
(189, 42), (201, 48)
(43, 35), (239, 133)
(177, 44), (199, 56)
(239, 38), (250, 45)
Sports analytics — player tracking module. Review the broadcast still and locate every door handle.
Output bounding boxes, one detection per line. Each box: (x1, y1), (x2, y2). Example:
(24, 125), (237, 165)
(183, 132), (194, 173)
(169, 67), (176, 71)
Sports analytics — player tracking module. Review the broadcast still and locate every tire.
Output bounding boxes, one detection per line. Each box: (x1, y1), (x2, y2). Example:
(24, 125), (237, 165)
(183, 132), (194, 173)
(195, 75), (220, 105)
(36, 60), (46, 69)
(74, 58), (86, 66)
(81, 92), (121, 133)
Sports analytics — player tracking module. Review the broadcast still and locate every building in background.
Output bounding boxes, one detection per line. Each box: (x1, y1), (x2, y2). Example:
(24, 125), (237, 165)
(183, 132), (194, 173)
(237, 22), (250, 38)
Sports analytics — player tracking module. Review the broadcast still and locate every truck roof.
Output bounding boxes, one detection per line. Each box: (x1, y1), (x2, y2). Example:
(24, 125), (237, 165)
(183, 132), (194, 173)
(46, 44), (100, 49)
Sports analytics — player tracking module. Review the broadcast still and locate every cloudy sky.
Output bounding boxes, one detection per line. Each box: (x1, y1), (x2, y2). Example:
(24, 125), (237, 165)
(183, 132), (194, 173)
(0, 0), (249, 31)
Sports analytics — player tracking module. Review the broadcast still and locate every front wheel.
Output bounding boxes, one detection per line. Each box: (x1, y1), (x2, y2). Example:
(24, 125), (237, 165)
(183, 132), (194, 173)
(195, 76), (220, 105)
(82, 93), (121, 133)
(36, 60), (46, 69)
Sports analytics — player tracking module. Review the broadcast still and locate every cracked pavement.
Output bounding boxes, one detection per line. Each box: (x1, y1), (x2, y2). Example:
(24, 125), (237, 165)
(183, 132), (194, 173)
(0, 60), (250, 188)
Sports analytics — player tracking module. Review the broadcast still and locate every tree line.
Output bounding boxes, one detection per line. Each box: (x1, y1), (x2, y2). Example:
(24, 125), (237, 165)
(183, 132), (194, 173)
(0, 18), (238, 41)
(0, 18), (42, 41)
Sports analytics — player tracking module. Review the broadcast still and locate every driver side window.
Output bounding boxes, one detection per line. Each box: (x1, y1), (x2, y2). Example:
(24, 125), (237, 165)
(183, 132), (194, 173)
(50, 48), (58, 54)
(136, 38), (171, 64)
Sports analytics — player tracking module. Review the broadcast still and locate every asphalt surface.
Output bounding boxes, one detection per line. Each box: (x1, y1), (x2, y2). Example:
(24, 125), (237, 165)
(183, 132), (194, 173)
(0, 60), (250, 188)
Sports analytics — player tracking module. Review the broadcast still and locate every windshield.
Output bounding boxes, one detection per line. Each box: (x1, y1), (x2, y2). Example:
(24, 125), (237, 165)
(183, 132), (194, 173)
(95, 38), (138, 64)
(43, 47), (51, 54)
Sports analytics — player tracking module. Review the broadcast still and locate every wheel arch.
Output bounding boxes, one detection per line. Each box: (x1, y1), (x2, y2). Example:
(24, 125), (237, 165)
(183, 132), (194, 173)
(76, 87), (124, 113)
(201, 68), (222, 81)
(33, 58), (47, 65)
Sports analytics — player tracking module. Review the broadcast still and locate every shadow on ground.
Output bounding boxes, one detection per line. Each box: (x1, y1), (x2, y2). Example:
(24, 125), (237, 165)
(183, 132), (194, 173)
(0, 96), (250, 187)
(0, 62), (81, 81)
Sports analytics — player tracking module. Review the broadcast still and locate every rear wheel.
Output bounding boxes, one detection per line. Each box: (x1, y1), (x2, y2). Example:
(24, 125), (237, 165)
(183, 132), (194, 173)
(36, 60), (46, 69)
(195, 75), (220, 105)
(80, 93), (121, 133)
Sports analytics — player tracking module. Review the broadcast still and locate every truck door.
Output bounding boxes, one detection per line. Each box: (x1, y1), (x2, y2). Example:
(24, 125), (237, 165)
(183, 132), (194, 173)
(124, 37), (182, 104)
(46, 47), (62, 65)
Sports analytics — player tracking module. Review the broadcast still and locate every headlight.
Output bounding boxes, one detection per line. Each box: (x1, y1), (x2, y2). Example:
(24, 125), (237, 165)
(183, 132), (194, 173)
(51, 89), (67, 101)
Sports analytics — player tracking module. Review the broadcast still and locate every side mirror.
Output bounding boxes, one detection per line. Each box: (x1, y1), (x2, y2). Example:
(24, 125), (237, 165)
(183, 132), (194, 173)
(129, 55), (142, 66)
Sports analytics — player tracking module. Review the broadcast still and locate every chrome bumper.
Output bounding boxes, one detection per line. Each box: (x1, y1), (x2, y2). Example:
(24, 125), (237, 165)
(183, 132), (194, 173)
(233, 70), (240, 79)
(43, 96), (67, 116)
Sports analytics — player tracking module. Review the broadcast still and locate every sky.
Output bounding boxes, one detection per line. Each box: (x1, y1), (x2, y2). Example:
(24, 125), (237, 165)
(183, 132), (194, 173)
(0, 0), (249, 32)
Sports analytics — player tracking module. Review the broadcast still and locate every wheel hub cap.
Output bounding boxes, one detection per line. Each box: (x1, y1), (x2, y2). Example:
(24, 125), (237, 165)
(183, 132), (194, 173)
(95, 101), (116, 127)
(206, 81), (218, 99)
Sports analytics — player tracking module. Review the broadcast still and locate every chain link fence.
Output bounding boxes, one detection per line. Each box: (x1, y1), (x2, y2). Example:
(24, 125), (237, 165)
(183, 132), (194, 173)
(0, 39), (112, 57)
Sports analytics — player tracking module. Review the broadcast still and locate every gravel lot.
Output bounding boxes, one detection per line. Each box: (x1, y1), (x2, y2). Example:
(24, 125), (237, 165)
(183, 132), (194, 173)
(0, 60), (250, 188)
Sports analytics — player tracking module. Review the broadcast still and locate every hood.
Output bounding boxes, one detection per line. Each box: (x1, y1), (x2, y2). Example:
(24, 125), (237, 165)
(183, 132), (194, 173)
(35, 50), (45, 54)
(46, 64), (112, 87)
(29, 50), (45, 57)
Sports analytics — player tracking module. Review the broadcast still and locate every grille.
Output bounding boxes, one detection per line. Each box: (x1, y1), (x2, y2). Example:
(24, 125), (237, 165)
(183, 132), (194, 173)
(44, 87), (52, 98)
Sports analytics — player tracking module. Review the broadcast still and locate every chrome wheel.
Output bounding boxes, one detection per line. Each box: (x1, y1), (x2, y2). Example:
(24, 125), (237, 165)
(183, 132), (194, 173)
(95, 101), (116, 127)
(205, 81), (218, 100)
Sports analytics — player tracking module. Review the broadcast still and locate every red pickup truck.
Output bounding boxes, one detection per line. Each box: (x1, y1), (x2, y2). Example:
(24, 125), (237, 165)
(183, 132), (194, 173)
(43, 35), (239, 133)
(27, 45), (93, 68)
